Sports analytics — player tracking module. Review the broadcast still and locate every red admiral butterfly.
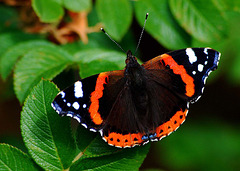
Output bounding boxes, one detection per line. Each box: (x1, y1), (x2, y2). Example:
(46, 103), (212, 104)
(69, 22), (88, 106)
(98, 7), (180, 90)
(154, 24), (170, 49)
(52, 12), (220, 148)
(52, 47), (220, 148)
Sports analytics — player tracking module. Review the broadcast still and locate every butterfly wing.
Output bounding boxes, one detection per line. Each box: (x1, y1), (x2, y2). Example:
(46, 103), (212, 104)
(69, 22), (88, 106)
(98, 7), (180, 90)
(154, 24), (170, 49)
(51, 70), (125, 132)
(143, 48), (220, 103)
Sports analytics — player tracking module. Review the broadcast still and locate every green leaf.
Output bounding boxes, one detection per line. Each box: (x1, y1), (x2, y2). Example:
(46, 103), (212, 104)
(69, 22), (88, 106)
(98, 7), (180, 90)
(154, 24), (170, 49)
(32, 0), (64, 23)
(221, 1), (240, 20)
(80, 59), (119, 78)
(63, 0), (92, 12)
(134, 0), (191, 50)
(14, 45), (73, 103)
(88, 5), (100, 27)
(0, 40), (53, 80)
(71, 146), (149, 170)
(96, 0), (132, 41)
(72, 126), (150, 170)
(169, 0), (227, 43)
(0, 32), (42, 74)
(76, 126), (119, 157)
(74, 49), (126, 78)
(0, 144), (39, 170)
(76, 125), (98, 154)
(61, 33), (117, 54)
(21, 80), (77, 170)
(62, 31), (137, 56)
(52, 0), (62, 5)
(83, 135), (123, 157)
(0, 32), (41, 58)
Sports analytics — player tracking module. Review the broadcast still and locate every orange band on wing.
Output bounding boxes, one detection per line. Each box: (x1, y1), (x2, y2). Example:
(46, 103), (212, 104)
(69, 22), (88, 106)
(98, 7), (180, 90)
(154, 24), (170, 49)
(161, 54), (195, 97)
(104, 109), (188, 147)
(156, 109), (188, 139)
(104, 132), (144, 148)
(89, 73), (108, 125)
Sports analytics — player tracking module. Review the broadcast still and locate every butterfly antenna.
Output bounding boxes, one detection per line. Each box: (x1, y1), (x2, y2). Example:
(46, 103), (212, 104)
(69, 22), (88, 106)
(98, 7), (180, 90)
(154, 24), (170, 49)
(134, 13), (149, 56)
(101, 28), (126, 53)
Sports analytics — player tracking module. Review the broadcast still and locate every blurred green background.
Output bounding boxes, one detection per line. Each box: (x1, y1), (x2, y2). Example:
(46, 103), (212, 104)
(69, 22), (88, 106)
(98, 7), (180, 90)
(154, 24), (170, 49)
(0, 0), (240, 170)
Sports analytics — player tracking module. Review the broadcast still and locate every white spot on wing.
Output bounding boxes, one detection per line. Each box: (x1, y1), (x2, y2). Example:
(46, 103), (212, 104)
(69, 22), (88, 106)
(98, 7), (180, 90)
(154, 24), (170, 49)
(186, 48), (197, 64)
(132, 144), (139, 148)
(67, 103), (71, 107)
(204, 48), (209, 55)
(99, 129), (103, 136)
(74, 81), (83, 98)
(143, 140), (149, 145)
(73, 116), (81, 123)
(51, 103), (56, 110)
(204, 76), (208, 84)
(216, 52), (221, 65)
(192, 71), (196, 75)
(81, 123), (87, 129)
(90, 128), (96, 132)
(198, 64), (204, 72)
(83, 104), (87, 108)
(72, 102), (80, 110)
(60, 91), (65, 98)
(159, 135), (166, 141)
(204, 61), (208, 65)
(102, 137), (107, 142)
(66, 113), (73, 117)
(191, 95), (202, 103)
(150, 138), (158, 142)
(185, 110), (189, 117)
(208, 70), (212, 76)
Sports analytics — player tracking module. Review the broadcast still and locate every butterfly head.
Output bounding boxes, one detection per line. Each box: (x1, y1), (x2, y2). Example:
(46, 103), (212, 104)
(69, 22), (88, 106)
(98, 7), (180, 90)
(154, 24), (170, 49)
(125, 50), (138, 67)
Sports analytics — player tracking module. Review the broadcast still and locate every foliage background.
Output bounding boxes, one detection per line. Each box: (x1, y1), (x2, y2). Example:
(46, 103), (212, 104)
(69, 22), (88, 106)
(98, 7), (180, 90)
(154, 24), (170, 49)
(0, 0), (240, 170)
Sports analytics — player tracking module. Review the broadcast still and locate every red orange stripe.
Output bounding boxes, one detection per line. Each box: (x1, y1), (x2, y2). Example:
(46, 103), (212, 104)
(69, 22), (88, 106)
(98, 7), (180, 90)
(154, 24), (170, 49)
(161, 54), (195, 97)
(104, 109), (188, 147)
(89, 73), (109, 125)
(104, 132), (144, 148)
(156, 109), (188, 138)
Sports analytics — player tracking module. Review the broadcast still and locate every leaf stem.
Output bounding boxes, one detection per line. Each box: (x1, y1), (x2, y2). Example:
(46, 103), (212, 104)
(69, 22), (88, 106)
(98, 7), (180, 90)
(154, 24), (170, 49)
(72, 151), (84, 164)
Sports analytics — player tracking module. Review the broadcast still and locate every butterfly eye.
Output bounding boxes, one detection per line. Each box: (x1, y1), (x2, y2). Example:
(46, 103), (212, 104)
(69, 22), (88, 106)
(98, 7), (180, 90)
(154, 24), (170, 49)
(166, 64), (170, 69)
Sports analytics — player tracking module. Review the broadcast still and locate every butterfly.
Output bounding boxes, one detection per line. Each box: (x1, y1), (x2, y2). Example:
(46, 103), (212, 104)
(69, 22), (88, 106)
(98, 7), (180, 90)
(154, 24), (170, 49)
(51, 47), (220, 148)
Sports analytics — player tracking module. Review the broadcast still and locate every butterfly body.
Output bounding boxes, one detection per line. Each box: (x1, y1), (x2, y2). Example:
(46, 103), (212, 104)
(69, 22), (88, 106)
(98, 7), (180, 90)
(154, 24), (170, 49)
(52, 48), (220, 148)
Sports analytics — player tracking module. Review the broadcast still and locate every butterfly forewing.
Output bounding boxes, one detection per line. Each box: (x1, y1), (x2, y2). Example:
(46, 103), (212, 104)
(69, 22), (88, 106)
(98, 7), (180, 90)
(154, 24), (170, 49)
(52, 71), (125, 131)
(143, 48), (220, 103)
(165, 48), (220, 102)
